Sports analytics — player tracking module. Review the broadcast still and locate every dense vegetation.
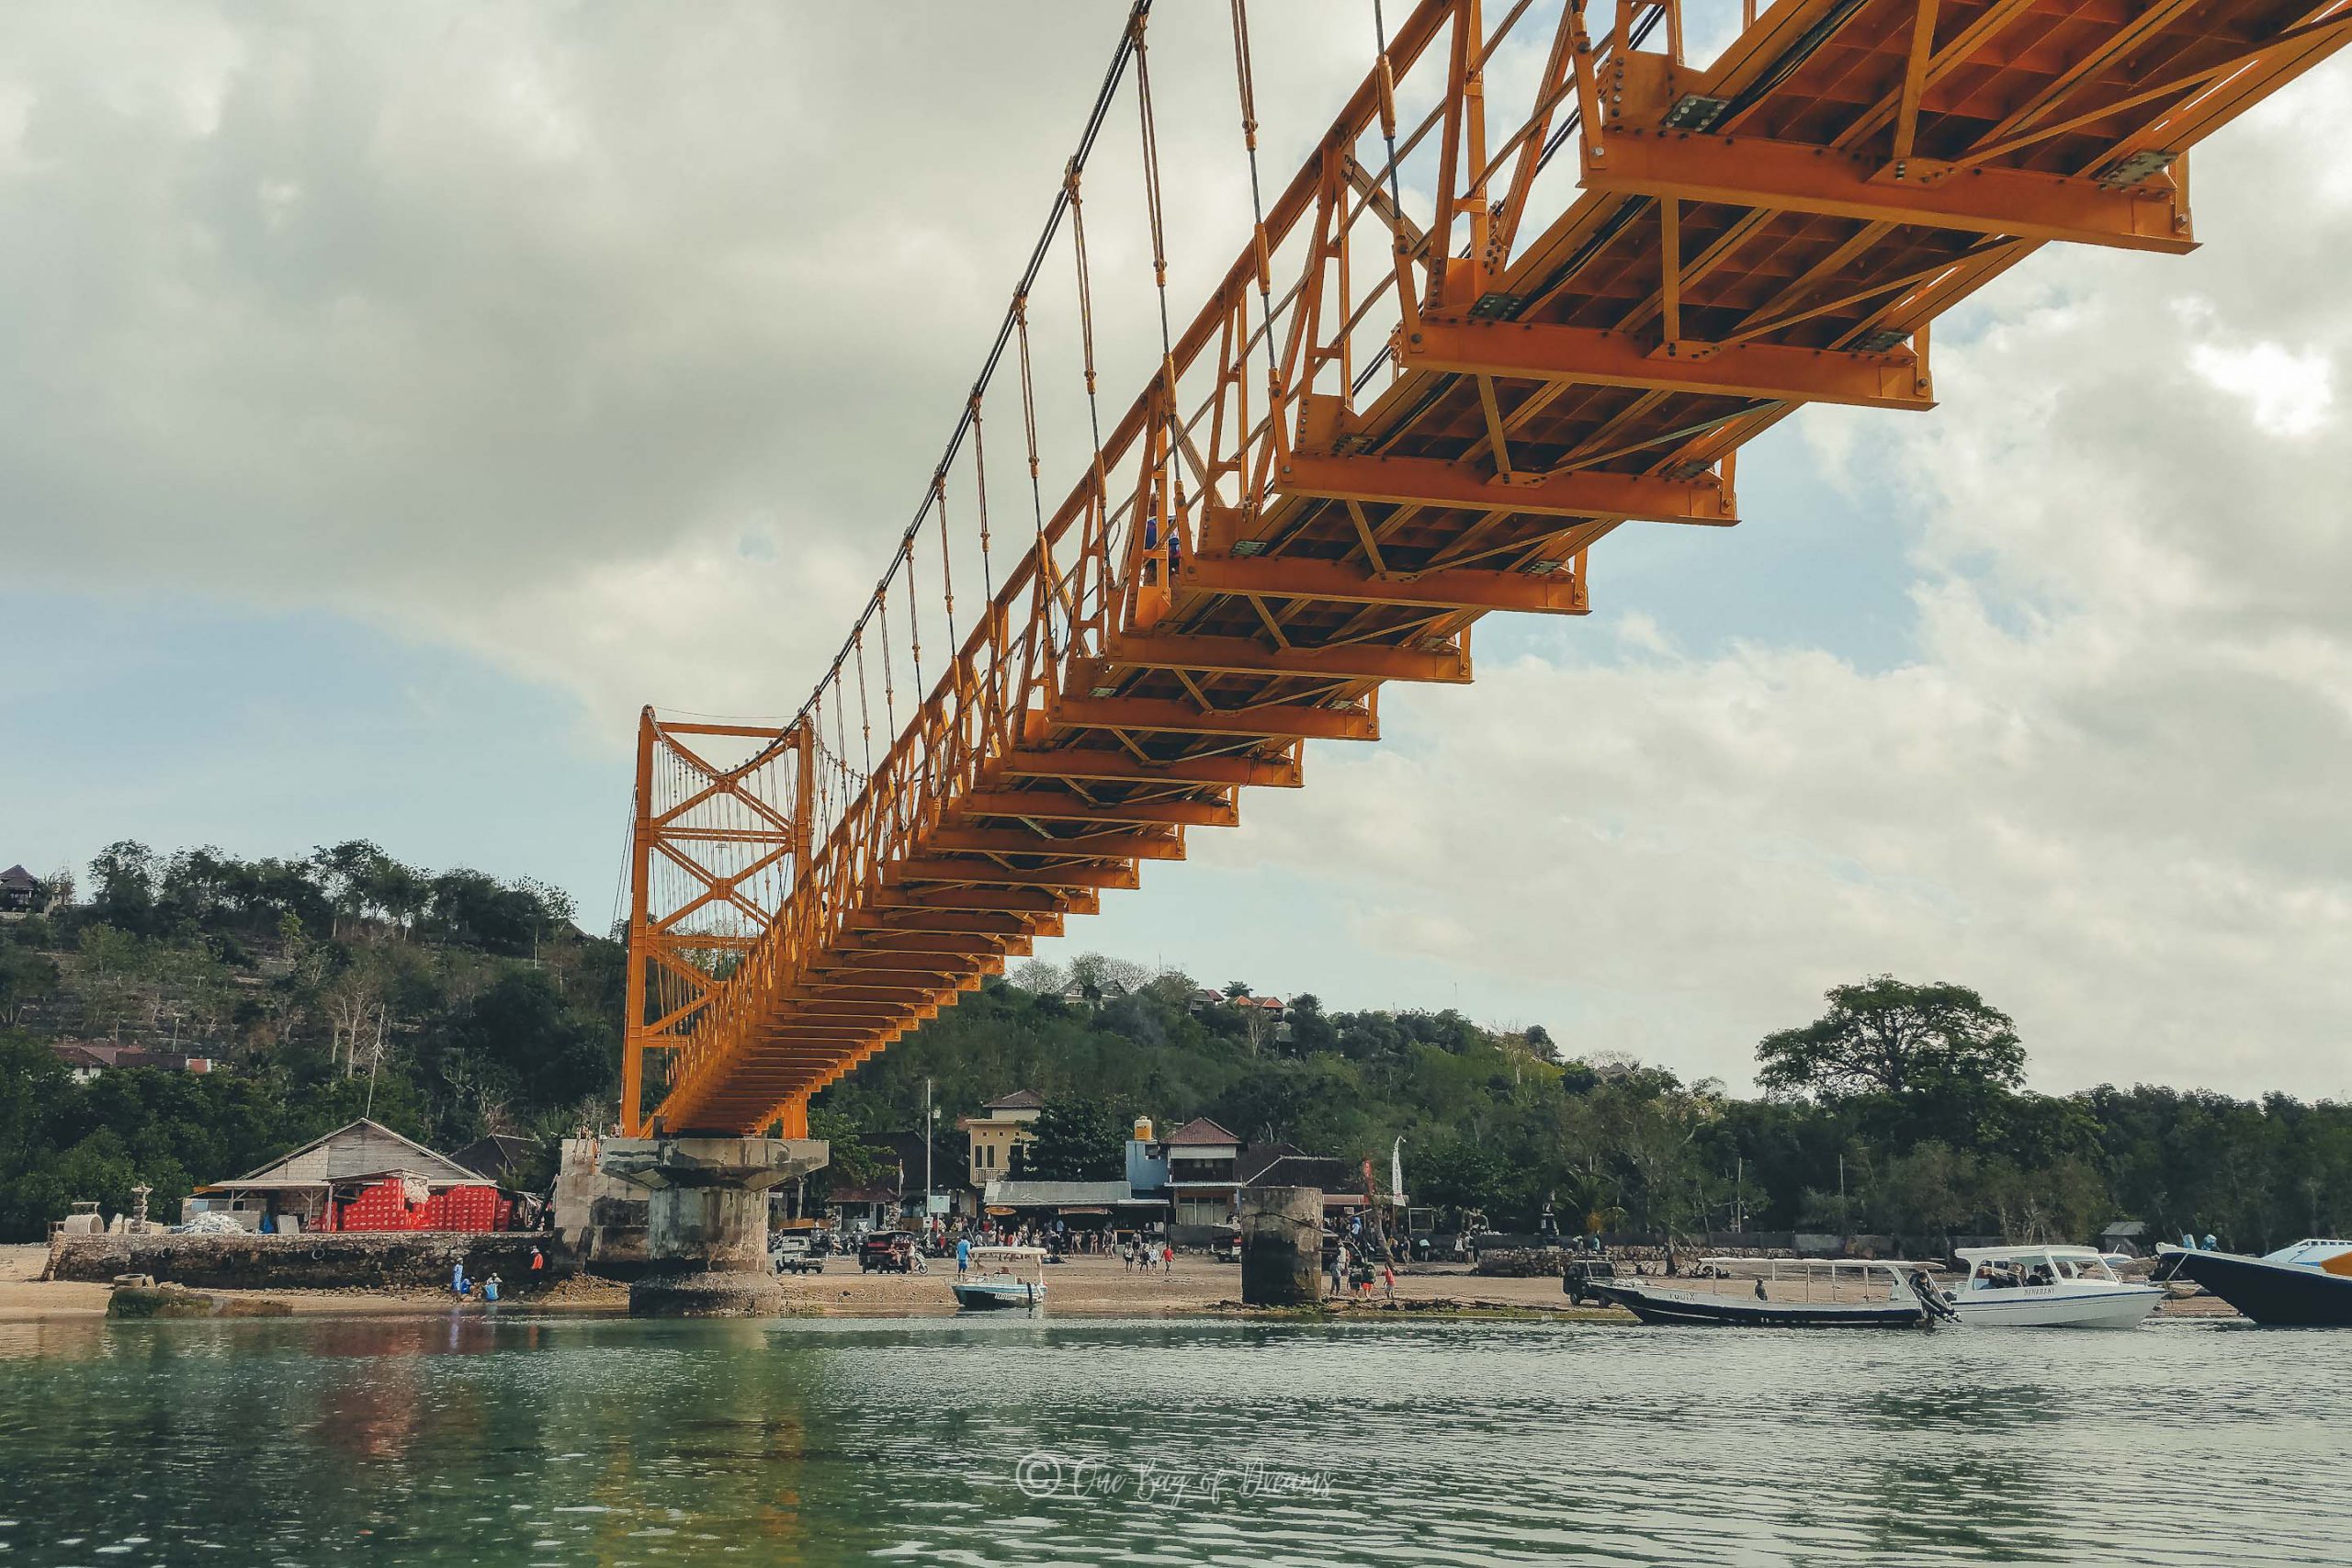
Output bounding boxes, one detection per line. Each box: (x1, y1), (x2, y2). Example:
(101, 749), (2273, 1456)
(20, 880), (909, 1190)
(821, 962), (2352, 1253)
(5, 846), (2349, 1253)
(0, 842), (617, 1238)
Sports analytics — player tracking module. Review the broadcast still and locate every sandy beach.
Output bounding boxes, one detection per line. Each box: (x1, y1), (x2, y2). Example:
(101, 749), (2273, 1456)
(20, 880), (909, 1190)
(2, 1243), (2233, 1325)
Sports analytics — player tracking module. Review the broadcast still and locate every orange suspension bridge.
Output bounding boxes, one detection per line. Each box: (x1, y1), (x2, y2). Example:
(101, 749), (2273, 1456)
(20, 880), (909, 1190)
(620, 0), (2351, 1136)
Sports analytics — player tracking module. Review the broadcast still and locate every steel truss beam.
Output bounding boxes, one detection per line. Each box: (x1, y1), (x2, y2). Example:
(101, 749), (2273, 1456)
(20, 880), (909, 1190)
(1090, 635), (1470, 684)
(989, 748), (1303, 789)
(1182, 552), (1591, 614)
(1582, 130), (2197, 254)
(948, 787), (1239, 827)
(1048, 694), (1378, 742)
(1272, 451), (1737, 523)
(1400, 314), (1933, 410)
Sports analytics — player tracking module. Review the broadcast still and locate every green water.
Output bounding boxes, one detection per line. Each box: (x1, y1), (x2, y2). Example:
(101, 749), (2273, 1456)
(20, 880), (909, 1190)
(0, 1312), (2342, 1565)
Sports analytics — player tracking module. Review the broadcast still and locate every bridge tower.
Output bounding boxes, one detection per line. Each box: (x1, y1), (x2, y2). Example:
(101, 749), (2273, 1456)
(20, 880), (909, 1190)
(609, 709), (828, 1314)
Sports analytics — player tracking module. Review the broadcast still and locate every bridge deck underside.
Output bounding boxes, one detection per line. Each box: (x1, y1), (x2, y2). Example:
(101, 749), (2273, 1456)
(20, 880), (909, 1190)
(644, 0), (2348, 1134)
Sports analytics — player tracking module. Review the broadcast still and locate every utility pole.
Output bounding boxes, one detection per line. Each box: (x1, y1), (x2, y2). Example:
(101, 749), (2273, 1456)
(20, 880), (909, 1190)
(363, 1009), (389, 1120)
(1838, 1154), (1848, 1241)
(923, 1078), (935, 1216)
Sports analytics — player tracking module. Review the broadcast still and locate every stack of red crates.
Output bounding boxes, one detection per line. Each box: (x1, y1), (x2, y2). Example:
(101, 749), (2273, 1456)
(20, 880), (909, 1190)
(334, 1179), (511, 1232)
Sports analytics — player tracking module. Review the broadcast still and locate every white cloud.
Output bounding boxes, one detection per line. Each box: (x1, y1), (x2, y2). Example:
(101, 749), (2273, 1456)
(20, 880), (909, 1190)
(2189, 341), (2334, 436)
(1190, 62), (2352, 1098)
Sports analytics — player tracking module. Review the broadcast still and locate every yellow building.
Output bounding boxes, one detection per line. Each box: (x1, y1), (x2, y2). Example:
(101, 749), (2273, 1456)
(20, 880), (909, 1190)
(959, 1089), (1045, 1186)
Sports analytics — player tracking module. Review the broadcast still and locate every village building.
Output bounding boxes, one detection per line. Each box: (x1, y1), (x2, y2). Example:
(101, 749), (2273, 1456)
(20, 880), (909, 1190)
(958, 1089), (1044, 1186)
(0, 863), (51, 916)
(1159, 1116), (1243, 1241)
(51, 1043), (216, 1081)
(450, 1133), (540, 1188)
(824, 1130), (941, 1233)
(978, 1179), (1164, 1239)
(187, 1118), (518, 1234)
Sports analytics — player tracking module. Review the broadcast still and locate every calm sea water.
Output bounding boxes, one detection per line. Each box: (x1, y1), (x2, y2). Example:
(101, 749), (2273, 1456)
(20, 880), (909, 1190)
(0, 1312), (2341, 1566)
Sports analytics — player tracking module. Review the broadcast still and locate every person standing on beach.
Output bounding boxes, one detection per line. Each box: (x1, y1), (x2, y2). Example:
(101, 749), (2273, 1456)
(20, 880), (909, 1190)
(956, 1235), (970, 1275)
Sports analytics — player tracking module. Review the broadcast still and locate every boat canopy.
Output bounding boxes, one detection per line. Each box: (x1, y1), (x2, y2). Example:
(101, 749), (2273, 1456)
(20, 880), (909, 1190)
(1955, 1245), (2109, 1265)
(1698, 1257), (1926, 1278)
(970, 1246), (1048, 1264)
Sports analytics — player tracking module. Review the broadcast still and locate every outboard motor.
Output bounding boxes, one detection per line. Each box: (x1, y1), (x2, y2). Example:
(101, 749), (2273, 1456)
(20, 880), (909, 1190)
(1908, 1269), (1960, 1325)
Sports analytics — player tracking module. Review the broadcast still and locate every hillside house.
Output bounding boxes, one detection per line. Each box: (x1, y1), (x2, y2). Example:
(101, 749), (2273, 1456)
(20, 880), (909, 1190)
(51, 1043), (216, 1082)
(0, 864), (48, 916)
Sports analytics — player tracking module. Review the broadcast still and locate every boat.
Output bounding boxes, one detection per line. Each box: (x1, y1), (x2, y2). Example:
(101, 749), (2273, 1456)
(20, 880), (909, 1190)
(1589, 1258), (1952, 1329)
(1949, 1245), (2163, 1328)
(950, 1245), (1047, 1312)
(2154, 1238), (2352, 1325)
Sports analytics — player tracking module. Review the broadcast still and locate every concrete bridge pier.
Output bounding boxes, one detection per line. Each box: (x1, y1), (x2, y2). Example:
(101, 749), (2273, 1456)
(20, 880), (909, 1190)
(1240, 1186), (1325, 1307)
(596, 1136), (828, 1316)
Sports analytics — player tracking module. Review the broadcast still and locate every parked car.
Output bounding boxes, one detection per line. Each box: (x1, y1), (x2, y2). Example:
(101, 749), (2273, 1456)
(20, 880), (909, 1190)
(858, 1233), (918, 1273)
(1561, 1258), (1622, 1306)
(770, 1233), (821, 1275)
(1211, 1227), (1242, 1264)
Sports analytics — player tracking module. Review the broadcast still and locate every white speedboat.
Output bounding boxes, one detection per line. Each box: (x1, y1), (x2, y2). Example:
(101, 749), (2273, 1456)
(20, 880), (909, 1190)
(951, 1245), (1046, 1312)
(1951, 1245), (2162, 1328)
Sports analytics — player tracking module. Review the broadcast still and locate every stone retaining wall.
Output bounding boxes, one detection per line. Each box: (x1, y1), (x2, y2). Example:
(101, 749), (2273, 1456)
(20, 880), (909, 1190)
(46, 1231), (571, 1292)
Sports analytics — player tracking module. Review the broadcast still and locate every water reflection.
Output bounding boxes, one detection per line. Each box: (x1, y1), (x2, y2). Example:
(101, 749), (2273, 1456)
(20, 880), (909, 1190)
(0, 1314), (2346, 1565)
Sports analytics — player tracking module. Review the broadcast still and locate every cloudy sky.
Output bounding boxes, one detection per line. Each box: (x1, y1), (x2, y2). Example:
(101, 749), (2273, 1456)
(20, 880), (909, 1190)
(5, 4), (2348, 1099)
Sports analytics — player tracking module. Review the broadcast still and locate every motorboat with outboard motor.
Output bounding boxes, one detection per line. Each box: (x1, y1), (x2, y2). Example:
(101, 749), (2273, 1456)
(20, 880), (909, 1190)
(2154, 1237), (2352, 1325)
(1589, 1258), (1956, 1328)
(1950, 1245), (2163, 1328)
(951, 1245), (1047, 1311)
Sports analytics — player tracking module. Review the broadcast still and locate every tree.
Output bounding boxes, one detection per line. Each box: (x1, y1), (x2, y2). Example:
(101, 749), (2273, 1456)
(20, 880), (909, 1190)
(1012, 1096), (1128, 1180)
(1286, 993), (1337, 1055)
(87, 841), (158, 933)
(1757, 976), (2025, 1102)
(0, 948), (59, 1027)
(1008, 959), (1068, 994)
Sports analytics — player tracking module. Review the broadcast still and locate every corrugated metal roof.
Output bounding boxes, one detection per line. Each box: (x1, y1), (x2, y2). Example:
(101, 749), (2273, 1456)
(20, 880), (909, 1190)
(230, 1119), (486, 1187)
(983, 1179), (1138, 1207)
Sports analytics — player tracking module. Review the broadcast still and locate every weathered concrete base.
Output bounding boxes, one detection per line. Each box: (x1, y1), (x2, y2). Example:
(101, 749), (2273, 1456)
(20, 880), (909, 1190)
(48, 1232), (568, 1292)
(595, 1136), (827, 1317)
(554, 1136), (654, 1275)
(626, 1269), (788, 1318)
(1241, 1187), (1325, 1307)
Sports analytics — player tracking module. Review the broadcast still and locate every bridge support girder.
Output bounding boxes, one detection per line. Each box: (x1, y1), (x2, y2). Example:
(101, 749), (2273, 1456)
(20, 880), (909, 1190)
(1400, 314), (1934, 411)
(1583, 130), (2196, 254)
(1271, 451), (1736, 524)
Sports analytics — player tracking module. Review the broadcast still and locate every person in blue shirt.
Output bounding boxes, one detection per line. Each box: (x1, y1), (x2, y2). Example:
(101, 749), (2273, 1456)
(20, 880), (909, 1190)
(956, 1235), (971, 1274)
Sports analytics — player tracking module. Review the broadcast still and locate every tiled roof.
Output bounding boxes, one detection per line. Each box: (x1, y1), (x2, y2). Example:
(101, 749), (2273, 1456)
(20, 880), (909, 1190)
(984, 1089), (1046, 1111)
(1161, 1117), (1240, 1146)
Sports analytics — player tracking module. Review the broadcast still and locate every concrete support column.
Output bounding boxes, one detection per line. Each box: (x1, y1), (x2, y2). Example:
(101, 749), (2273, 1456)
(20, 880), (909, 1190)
(1240, 1186), (1325, 1307)
(598, 1136), (828, 1316)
